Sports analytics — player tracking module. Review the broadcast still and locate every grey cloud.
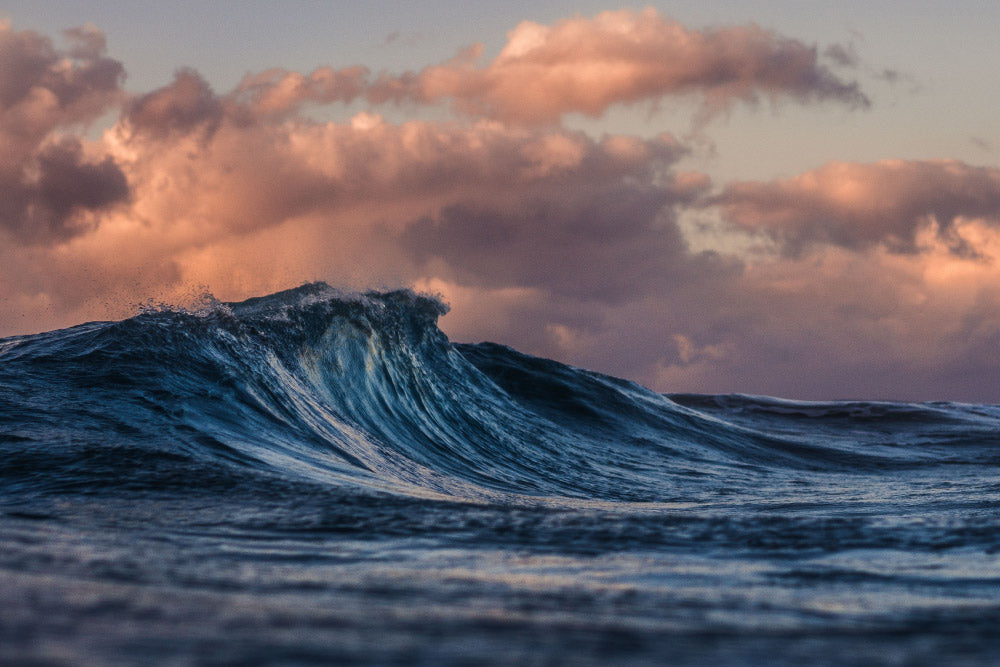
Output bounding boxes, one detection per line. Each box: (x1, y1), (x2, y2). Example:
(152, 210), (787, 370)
(0, 23), (127, 243)
(126, 68), (225, 139)
(0, 22), (123, 133)
(402, 188), (681, 302)
(823, 43), (859, 68)
(35, 139), (129, 220)
(399, 168), (727, 305)
(62, 24), (106, 60)
(1, 137), (129, 243)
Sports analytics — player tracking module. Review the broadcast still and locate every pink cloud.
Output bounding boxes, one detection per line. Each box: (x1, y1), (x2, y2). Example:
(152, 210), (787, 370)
(114, 66), (693, 242)
(711, 160), (1000, 253)
(233, 65), (369, 118)
(368, 8), (868, 123)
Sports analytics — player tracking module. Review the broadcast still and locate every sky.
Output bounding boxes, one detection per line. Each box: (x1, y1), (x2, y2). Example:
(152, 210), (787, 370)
(2, 2), (1000, 402)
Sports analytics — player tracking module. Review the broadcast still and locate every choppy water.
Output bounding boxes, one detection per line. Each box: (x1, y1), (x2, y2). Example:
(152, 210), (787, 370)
(2, 283), (999, 665)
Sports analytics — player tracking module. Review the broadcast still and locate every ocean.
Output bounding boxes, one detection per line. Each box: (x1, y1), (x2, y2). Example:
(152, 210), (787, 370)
(2, 283), (998, 665)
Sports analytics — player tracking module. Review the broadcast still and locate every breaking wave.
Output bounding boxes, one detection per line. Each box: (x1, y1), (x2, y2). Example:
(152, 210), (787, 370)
(3, 282), (998, 506)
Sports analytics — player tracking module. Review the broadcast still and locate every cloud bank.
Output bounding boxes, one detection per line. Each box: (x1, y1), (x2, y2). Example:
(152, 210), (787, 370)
(3, 12), (1000, 401)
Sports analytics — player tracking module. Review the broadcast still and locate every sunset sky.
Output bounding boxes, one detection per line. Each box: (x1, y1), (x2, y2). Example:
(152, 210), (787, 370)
(2, 2), (999, 401)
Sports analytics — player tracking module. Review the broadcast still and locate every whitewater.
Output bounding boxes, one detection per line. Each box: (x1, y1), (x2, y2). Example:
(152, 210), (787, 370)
(1, 283), (998, 665)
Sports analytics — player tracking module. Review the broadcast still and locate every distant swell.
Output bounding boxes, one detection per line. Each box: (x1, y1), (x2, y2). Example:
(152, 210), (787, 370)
(2, 282), (999, 506)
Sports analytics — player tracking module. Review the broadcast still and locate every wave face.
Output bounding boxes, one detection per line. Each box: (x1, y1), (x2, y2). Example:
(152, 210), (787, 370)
(3, 283), (1000, 665)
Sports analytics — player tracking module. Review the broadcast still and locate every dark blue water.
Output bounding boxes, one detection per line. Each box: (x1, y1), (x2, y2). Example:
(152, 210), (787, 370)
(2, 283), (999, 665)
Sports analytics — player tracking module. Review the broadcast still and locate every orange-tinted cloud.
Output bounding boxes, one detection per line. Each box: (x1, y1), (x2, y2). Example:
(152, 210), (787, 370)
(711, 160), (1000, 253)
(369, 8), (868, 123)
(116, 78), (692, 239)
(2, 57), (699, 328)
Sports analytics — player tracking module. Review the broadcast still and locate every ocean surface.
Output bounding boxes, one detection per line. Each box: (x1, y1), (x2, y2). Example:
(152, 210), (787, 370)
(2, 283), (999, 665)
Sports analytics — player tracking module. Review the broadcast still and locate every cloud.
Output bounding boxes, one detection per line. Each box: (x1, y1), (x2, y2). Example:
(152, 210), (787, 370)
(823, 42), (859, 68)
(654, 233), (1000, 401)
(0, 21), (127, 242)
(0, 85), (702, 331)
(2, 137), (129, 242)
(971, 137), (994, 153)
(232, 65), (369, 118)
(399, 167), (715, 303)
(710, 160), (1000, 254)
(5, 17), (1000, 402)
(418, 223), (1000, 402)
(0, 20), (123, 141)
(368, 8), (869, 123)
(125, 68), (225, 139)
(114, 90), (695, 241)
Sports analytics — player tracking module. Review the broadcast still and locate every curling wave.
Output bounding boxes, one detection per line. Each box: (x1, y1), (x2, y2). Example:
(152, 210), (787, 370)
(2, 282), (998, 505)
